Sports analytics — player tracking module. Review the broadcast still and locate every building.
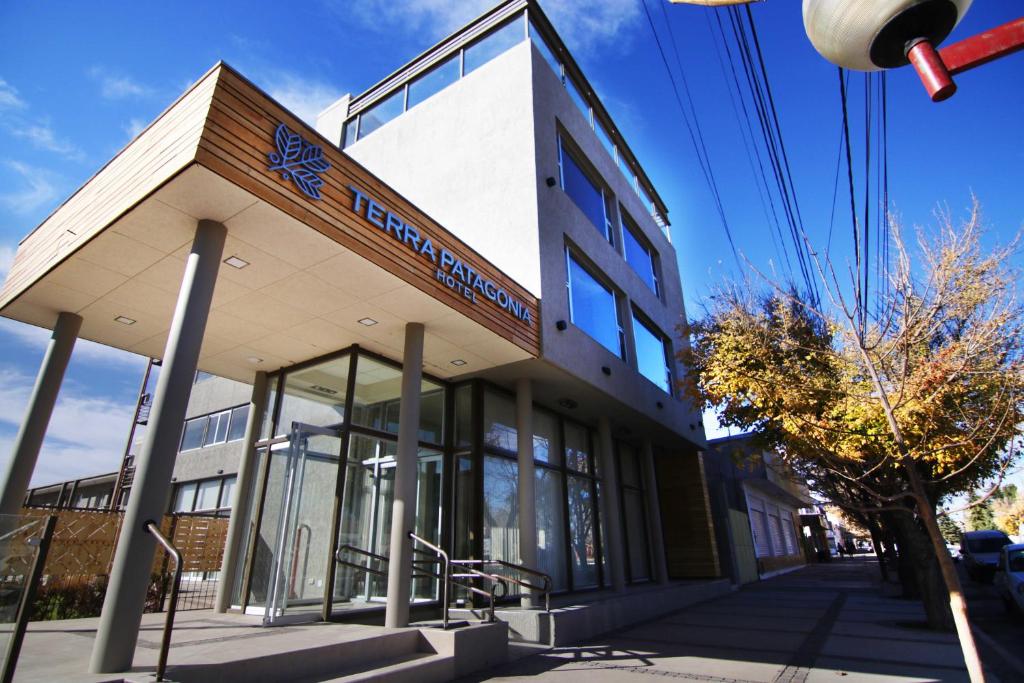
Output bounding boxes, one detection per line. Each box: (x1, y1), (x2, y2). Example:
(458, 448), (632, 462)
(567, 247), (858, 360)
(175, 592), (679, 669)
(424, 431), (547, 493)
(0, 0), (721, 674)
(704, 434), (812, 581)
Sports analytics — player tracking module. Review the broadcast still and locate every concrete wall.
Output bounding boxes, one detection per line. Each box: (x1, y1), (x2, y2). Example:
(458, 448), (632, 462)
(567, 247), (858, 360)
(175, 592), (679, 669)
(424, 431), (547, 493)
(528, 42), (702, 441)
(172, 375), (252, 483)
(344, 42), (542, 298)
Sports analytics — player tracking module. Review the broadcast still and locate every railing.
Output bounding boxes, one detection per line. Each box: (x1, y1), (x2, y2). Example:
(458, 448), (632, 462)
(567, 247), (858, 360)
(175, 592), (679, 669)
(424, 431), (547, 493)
(144, 520), (182, 683)
(1, 515), (56, 683)
(408, 532), (507, 627)
(336, 544), (390, 578)
(456, 558), (553, 612)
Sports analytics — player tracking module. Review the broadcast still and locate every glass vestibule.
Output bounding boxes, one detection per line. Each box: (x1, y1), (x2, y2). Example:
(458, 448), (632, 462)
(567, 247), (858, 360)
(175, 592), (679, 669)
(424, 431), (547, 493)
(238, 349), (447, 621)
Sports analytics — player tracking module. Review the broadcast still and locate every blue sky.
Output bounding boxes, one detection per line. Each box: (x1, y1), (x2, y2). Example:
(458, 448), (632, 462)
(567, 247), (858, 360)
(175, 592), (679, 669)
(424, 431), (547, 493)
(0, 0), (1021, 488)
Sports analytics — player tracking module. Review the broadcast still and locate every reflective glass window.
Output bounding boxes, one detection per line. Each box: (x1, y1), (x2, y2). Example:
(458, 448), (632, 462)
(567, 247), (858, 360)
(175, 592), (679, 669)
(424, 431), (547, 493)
(529, 23), (561, 79)
(564, 422), (591, 474)
(567, 252), (622, 358)
(204, 411), (229, 446)
(559, 139), (612, 241)
(220, 475), (237, 509)
(343, 119), (358, 148)
(195, 479), (221, 511)
(173, 483), (197, 512)
(483, 456), (519, 563)
(351, 356), (402, 434)
(533, 409), (560, 465)
(622, 214), (659, 296)
(566, 76), (590, 124)
(454, 384), (473, 449)
(278, 355), (349, 434)
(419, 386), (445, 445)
(632, 314), (671, 393)
(595, 120), (615, 162)
(567, 475), (599, 588)
(464, 18), (524, 75)
(408, 55), (459, 109)
(180, 419), (205, 452)
(536, 468), (568, 590)
(483, 390), (517, 453)
(358, 88), (404, 139)
(228, 405), (250, 442)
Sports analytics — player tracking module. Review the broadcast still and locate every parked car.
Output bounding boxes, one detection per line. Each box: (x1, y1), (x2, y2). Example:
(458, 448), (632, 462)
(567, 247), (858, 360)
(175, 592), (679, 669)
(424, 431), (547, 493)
(945, 543), (960, 561)
(961, 530), (1012, 582)
(993, 543), (1024, 616)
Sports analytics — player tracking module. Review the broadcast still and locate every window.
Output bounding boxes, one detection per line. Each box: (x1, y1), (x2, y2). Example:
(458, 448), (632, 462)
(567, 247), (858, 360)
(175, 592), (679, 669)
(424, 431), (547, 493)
(464, 18), (524, 75)
(180, 405), (252, 452)
(170, 475), (237, 515)
(567, 252), (623, 358)
(483, 390), (517, 453)
(529, 23), (561, 78)
(407, 55), (460, 110)
(358, 88), (404, 139)
(558, 137), (614, 243)
(632, 313), (672, 393)
(595, 120), (615, 162)
(532, 409), (560, 465)
(621, 213), (659, 296)
(195, 479), (221, 511)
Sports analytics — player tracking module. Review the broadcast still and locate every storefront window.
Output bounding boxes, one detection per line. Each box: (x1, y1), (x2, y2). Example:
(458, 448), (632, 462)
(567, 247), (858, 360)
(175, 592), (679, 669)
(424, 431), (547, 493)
(454, 384), (473, 448)
(567, 474), (599, 588)
(564, 422), (591, 474)
(277, 354), (349, 434)
(619, 444), (651, 582)
(483, 390), (517, 453)
(533, 409), (560, 465)
(567, 252), (622, 358)
(536, 468), (568, 591)
(483, 456), (519, 563)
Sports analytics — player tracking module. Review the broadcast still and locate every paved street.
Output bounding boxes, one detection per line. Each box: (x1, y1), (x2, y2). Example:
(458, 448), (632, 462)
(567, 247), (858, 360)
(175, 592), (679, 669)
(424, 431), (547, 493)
(464, 557), (1023, 683)
(957, 560), (1024, 682)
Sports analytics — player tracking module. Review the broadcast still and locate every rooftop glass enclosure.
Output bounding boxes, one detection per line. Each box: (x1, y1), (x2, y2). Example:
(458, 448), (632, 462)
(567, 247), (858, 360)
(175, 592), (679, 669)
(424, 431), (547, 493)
(232, 346), (619, 622)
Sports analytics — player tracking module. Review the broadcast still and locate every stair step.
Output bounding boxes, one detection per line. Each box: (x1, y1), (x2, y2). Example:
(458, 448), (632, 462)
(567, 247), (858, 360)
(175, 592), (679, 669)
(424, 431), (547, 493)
(306, 652), (454, 683)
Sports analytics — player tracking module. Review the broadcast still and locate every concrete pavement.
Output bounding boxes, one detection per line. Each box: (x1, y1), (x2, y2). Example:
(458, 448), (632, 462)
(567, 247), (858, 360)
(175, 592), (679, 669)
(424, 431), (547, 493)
(462, 557), (1007, 683)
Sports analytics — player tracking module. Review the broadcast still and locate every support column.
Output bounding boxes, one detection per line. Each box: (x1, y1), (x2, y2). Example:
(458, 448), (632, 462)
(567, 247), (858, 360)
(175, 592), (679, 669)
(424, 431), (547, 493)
(90, 220), (226, 673)
(214, 371), (268, 613)
(516, 378), (537, 608)
(597, 417), (625, 591)
(0, 311), (81, 517)
(384, 322), (424, 629)
(641, 439), (669, 584)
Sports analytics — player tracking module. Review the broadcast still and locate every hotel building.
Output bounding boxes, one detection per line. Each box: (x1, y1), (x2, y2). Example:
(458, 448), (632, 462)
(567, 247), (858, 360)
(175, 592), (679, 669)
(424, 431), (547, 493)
(0, 0), (721, 673)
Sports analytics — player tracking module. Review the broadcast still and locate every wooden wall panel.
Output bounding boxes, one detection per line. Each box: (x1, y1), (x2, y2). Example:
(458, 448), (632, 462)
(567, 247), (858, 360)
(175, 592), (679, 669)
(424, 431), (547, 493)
(654, 450), (721, 579)
(0, 71), (217, 312)
(196, 66), (540, 355)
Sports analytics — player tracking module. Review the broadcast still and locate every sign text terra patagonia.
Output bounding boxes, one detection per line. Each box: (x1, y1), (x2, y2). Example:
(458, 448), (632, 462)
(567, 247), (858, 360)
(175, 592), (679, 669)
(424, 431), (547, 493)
(348, 185), (532, 325)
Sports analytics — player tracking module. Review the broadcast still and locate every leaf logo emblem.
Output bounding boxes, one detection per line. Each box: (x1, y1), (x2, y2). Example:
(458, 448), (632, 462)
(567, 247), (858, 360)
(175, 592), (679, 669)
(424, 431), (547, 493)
(267, 122), (332, 200)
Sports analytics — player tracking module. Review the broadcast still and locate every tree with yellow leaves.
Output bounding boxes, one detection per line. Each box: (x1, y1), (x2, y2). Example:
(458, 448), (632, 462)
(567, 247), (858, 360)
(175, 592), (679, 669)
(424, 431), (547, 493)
(683, 202), (1022, 682)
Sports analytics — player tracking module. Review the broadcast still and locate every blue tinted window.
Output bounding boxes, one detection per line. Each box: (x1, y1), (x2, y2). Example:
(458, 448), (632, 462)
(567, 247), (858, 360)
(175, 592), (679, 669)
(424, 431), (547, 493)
(622, 216), (659, 295)
(595, 120), (615, 162)
(464, 18), (524, 75)
(566, 76), (590, 124)
(343, 120), (358, 148)
(632, 314), (670, 393)
(560, 139), (610, 241)
(568, 253), (621, 357)
(529, 23), (561, 79)
(408, 55), (460, 110)
(358, 88), (404, 139)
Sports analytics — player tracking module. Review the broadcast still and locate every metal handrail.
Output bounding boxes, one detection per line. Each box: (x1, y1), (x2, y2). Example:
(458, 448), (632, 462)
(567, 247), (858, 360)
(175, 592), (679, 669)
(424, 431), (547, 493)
(407, 532), (452, 628)
(144, 520), (182, 683)
(410, 546), (506, 623)
(457, 558), (553, 612)
(336, 544), (390, 577)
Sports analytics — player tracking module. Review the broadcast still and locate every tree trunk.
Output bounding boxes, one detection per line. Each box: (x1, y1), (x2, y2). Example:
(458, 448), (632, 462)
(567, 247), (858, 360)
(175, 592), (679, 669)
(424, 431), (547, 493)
(887, 510), (953, 628)
(864, 517), (889, 582)
(882, 511), (920, 599)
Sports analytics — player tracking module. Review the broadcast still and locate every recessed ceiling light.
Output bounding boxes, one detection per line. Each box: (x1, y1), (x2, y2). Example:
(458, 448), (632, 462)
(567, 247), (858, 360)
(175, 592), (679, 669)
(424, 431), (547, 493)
(224, 255), (250, 269)
(114, 316), (136, 325)
(246, 356), (264, 364)
(358, 317), (378, 326)
(558, 398), (578, 410)
(450, 359), (467, 366)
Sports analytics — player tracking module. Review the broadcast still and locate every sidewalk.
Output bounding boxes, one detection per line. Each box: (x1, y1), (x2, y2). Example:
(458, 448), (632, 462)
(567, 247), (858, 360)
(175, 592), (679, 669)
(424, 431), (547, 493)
(461, 557), (994, 683)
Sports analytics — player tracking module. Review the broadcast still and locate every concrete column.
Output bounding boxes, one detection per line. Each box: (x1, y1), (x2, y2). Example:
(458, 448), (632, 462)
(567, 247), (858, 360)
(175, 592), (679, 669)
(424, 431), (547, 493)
(597, 417), (625, 591)
(214, 371), (268, 612)
(0, 311), (81, 517)
(384, 322), (424, 629)
(641, 439), (669, 584)
(515, 378), (537, 608)
(90, 219), (226, 673)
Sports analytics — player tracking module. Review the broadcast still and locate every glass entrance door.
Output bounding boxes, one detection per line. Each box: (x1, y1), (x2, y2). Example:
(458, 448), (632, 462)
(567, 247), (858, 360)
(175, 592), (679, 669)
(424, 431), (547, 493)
(253, 422), (342, 623)
(331, 434), (443, 611)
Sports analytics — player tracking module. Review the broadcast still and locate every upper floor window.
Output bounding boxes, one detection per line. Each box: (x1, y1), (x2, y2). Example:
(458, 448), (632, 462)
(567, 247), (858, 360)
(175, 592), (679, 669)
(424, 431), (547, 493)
(566, 250), (624, 359)
(558, 136), (615, 245)
(631, 312), (672, 394)
(621, 211), (660, 297)
(179, 405), (250, 452)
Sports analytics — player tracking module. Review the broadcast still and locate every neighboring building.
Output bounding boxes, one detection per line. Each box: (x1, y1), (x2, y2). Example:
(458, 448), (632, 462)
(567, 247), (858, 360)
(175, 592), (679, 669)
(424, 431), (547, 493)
(24, 472), (117, 510)
(0, 0), (724, 670)
(705, 434), (812, 580)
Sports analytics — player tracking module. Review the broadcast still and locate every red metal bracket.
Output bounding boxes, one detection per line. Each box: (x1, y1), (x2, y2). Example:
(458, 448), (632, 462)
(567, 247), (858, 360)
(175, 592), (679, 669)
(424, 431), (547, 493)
(909, 17), (1024, 101)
